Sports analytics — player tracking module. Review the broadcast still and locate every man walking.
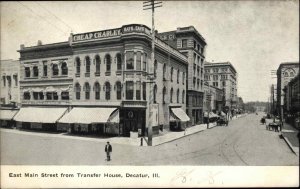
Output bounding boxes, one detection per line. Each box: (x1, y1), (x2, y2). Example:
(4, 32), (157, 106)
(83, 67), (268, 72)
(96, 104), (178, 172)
(105, 142), (112, 161)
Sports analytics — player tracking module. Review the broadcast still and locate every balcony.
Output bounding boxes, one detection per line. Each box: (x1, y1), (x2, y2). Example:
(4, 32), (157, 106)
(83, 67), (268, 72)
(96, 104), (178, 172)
(122, 100), (147, 108)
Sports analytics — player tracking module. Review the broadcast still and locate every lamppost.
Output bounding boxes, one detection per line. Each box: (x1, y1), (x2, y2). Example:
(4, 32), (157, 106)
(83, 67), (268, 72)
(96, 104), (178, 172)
(143, 0), (162, 146)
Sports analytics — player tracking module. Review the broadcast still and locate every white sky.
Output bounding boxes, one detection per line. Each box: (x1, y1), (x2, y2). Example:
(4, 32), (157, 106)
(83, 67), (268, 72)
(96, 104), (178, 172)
(1, 1), (299, 102)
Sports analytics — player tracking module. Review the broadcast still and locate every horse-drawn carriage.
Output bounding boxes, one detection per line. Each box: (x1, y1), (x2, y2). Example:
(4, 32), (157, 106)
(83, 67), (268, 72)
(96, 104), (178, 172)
(217, 117), (228, 126)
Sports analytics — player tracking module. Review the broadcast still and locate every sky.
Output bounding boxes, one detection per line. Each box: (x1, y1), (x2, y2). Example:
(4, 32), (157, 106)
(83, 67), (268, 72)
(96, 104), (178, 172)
(1, 1), (299, 102)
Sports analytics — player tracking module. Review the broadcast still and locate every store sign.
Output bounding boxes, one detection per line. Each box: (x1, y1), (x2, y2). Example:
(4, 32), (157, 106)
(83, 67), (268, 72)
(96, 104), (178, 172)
(72, 24), (151, 43)
(159, 34), (176, 41)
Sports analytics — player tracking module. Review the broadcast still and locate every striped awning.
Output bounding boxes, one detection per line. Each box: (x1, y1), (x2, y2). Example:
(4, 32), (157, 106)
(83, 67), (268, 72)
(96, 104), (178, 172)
(0, 109), (19, 120)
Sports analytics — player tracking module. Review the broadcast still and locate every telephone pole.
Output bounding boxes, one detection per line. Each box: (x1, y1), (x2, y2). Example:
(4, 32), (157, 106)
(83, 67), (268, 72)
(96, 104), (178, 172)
(143, 0), (162, 146)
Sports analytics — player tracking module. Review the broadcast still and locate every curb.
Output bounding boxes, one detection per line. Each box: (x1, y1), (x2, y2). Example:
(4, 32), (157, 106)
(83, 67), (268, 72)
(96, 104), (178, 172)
(281, 134), (299, 156)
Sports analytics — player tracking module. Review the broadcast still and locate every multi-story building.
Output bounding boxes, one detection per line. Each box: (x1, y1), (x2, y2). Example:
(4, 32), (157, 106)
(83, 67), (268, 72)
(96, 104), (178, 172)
(158, 26), (207, 126)
(276, 62), (299, 117)
(204, 61), (238, 114)
(14, 24), (189, 137)
(203, 83), (224, 113)
(0, 59), (20, 105)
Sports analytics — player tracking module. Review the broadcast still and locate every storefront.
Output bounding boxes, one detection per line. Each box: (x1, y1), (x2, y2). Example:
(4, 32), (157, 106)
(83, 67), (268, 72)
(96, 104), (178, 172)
(119, 108), (146, 137)
(0, 109), (19, 127)
(169, 107), (190, 131)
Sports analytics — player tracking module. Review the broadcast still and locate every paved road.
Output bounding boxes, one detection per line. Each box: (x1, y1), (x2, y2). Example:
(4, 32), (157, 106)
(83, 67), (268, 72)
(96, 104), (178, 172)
(1, 112), (298, 165)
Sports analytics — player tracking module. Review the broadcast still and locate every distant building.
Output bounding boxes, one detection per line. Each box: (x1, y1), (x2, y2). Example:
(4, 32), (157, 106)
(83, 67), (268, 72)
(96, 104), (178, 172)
(203, 83), (224, 113)
(204, 61), (238, 114)
(276, 62), (299, 116)
(0, 59), (20, 105)
(158, 26), (207, 126)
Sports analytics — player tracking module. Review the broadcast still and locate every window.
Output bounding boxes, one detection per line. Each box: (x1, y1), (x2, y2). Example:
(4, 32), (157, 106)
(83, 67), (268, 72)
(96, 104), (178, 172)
(170, 67), (173, 82)
(39, 92), (44, 100)
(105, 82), (111, 100)
(177, 89), (179, 103)
(75, 83), (81, 100)
(46, 92), (58, 100)
(143, 53), (147, 71)
(33, 92), (39, 100)
(95, 55), (101, 73)
(163, 87), (166, 104)
(94, 82), (100, 100)
(116, 81), (122, 100)
(61, 92), (69, 100)
(52, 64), (59, 76)
(143, 82), (146, 100)
(170, 88), (173, 103)
(46, 92), (52, 100)
(182, 72), (185, 84)
(116, 53), (122, 70)
(84, 82), (90, 100)
(23, 92), (30, 100)
(193, 77), (196, 88)
(182, 90), (185, 103)
(194, 64), (196, 75)
(2, 76), (6, 86)
(197, 66), (200, 76)
(13, 75), (18, 86)
(136, 81), (141, 100)
(163, 64), (166, 80)
(25, 67), (30, 78)
(43, 61), (47, 76)
(201, 80), (203, 88)
(85, 56), (91, 74)
(136, 52), (141, 71)
(33, 66), (38, 77)
(7, 76), (11, 87)
(126, 51), (134, 70)
(213, 75), (218, 81)
(105, 54), (111, 72)
(182, 39), (187, 48)
(75, 57), (81, 74)
(154, 59), (157, 77)
(290, 72), (294, 77)
(61, 62), (68, 75)
(126, 81), (134, 100)
(153, 84), (157, 103)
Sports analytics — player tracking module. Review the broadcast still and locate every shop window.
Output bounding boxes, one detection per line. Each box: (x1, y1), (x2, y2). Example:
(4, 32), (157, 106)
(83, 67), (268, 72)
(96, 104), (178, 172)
(61, 92), (69, 100)
(52, 64), (59, 76)
(75, 57), (81, 75)
(143, 53), (147, 71)
(136, 52), (141, 71)
(153, 84), (157, 103)
(23, 92), (30, 100)
(75, 83), (81, 100)
(116, 53), (122, 70)
(105, 54), (111, 72)
(33, 66), (39, 77)
(163, 87), (166, 104)
(84, 82), (90, 100)
(143, 82), (146, 100)
(170, 88), (173, 103)
(61, 62), (68, 75)
(182, 90), (185, 103)
(25, 67), (30, 78)
(177, 89), (179, 103)
(105, 82), (111, 100)
(126, 51), (134, 70)
(126, 81), (134, 100)
(116, 81), (122, 100)
(95, 55), (101, 74)
(94, 82), (100, 100)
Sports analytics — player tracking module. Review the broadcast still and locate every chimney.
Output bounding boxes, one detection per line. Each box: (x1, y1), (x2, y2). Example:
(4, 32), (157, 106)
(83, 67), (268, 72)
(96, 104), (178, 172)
(37, 40), (42, 46)
(20, 44), (25, 50)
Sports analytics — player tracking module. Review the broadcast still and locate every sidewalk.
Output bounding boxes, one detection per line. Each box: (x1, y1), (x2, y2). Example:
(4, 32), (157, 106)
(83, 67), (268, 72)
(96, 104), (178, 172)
(281, 122), (299, 156)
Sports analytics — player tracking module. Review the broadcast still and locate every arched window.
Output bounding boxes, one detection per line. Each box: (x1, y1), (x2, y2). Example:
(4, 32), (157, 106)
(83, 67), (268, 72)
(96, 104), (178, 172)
(23, 92), (31, 100)
(116, 53), (122, 70)
(170, 88), (173, 103)
(52, 64), (59, 76)
(75, 57), (81, 74)
(95, 55), (100, 74)
(182, 72), (185, 84)
(284, 72), (289, 77)
(177, 70), (180, 83)
(105, 82), (111, 100)
(163, 87), (166, 104)
(75, 83), (81, 100)
(170, 67), (173, 82)
(84, 82), (90, 100)
(116, 81), (122, 100)
(290, 72), (294, 77)
(177, 89), (180, 103)
(105, 54), (111, 72)
(154, 59), (157, 77)
(85, 56), (91, 74)
(163, 64), (166, 80)
(94, 82), (100, 100)
(182, 90), (185, 103)
(153, 84), (157, 103)
(61, 61), (68, 75)
(143, 53), (147, 71)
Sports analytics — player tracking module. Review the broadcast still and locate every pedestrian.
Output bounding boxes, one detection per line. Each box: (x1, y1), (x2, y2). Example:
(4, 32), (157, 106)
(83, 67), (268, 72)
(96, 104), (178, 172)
(105, 142), (112, 161)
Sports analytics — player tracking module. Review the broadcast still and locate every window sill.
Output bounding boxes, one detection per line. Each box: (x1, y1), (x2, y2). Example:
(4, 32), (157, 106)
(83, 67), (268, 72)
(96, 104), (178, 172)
(95, 72), (100, 76)
(105, 72), (111, 76)
(75, 73), (80, 77)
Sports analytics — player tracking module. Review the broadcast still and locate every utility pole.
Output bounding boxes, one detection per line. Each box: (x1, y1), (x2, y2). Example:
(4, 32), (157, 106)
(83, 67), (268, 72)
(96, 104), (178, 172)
(143, 0), (162, 146)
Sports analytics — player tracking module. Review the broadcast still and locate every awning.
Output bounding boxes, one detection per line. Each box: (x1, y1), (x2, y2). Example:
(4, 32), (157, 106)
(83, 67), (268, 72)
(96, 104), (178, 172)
(58, 108), (117, 124)
(220, 111), (226, 116)
(0, 109), (19, 120)
(170, 108), (190, 122)
(204, 112), (220, 118)
(107, 109), (119, 123)
(14, 107), (67, 123)
(169, 113), (177, 122)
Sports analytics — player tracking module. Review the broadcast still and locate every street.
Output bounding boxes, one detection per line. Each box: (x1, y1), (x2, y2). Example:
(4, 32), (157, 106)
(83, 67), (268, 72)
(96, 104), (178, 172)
(1, 112), (298, 165)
